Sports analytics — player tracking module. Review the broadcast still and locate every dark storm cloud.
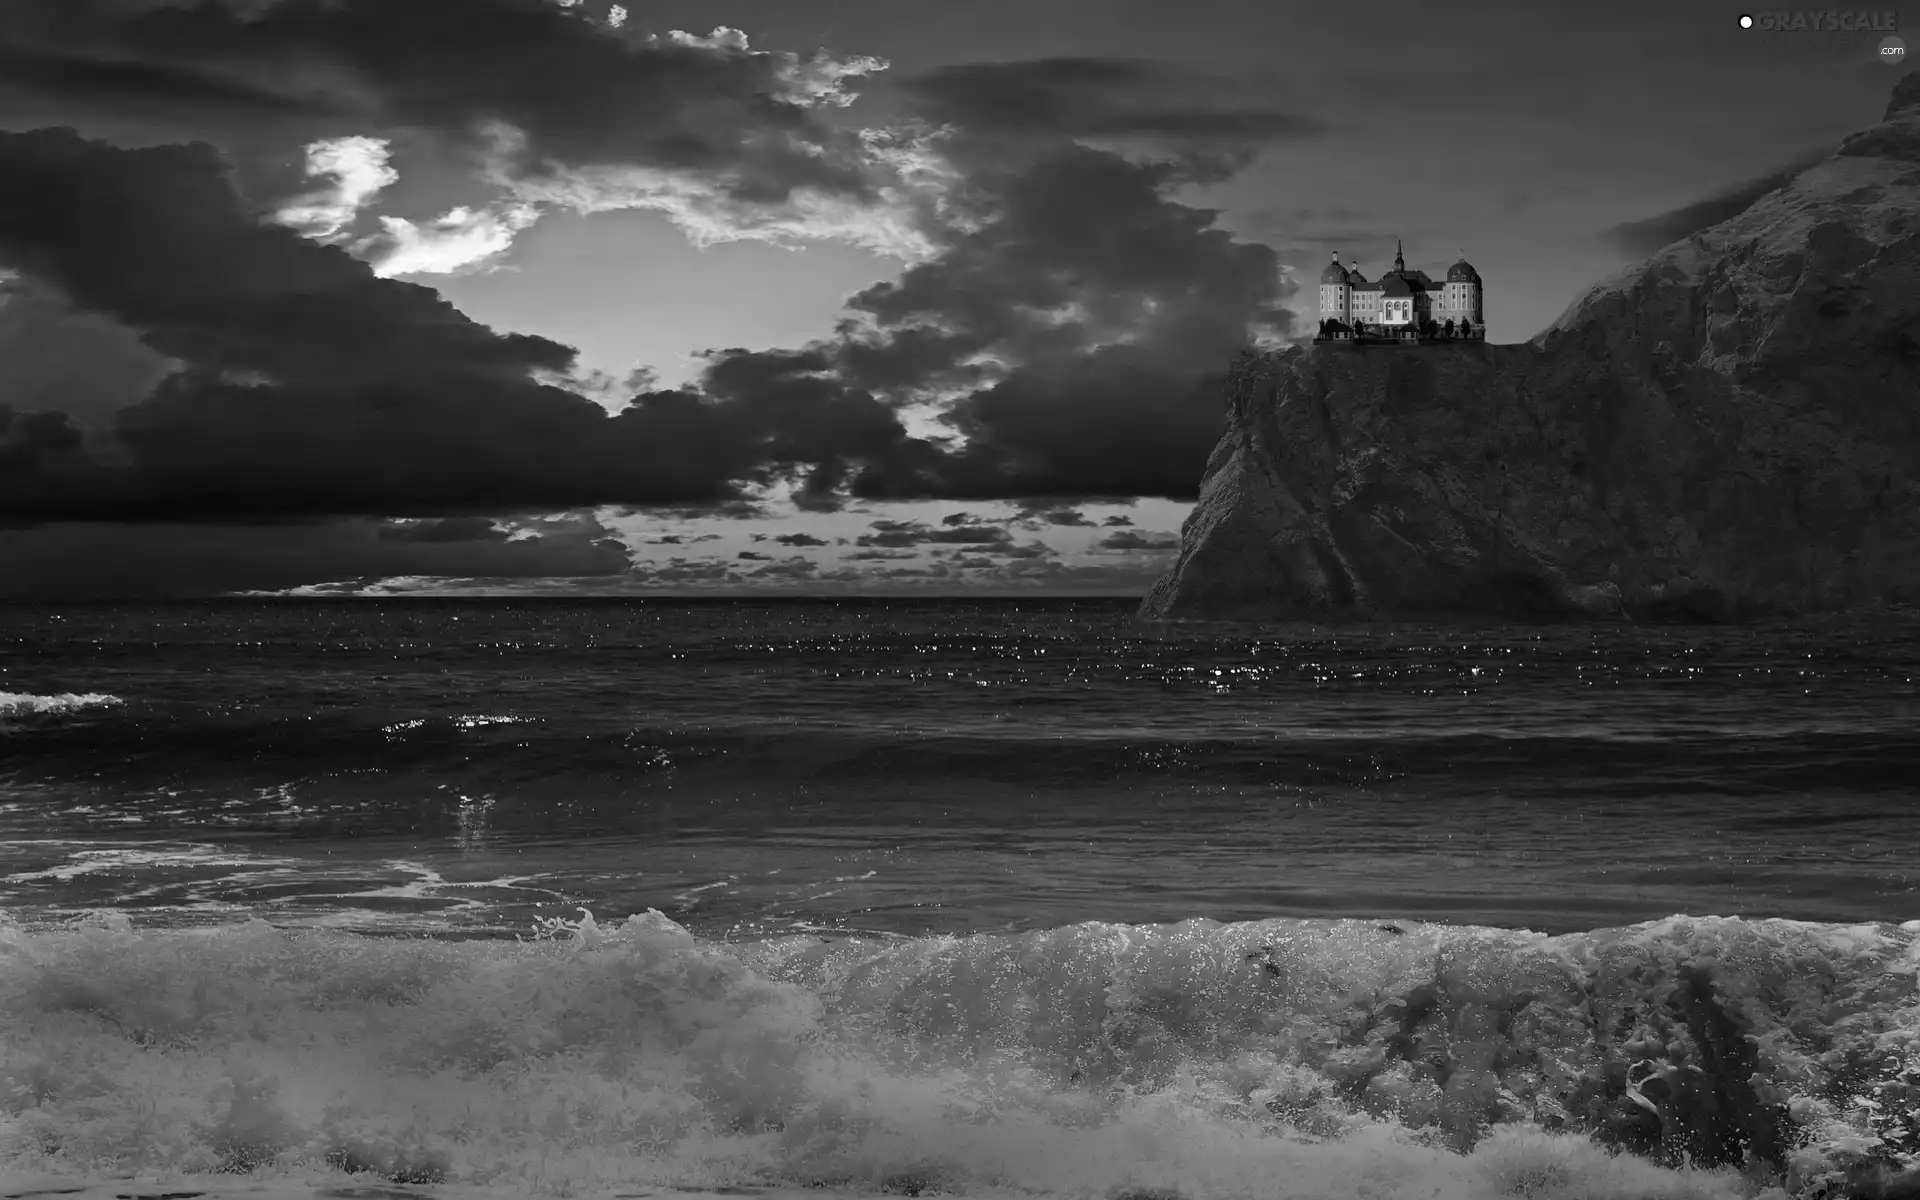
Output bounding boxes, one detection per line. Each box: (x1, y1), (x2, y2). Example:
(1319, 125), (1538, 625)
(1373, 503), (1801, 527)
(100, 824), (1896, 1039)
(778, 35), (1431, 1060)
(639, 501), (770, 521)
(0, 273), (178, 432)
(1599, 150), (1829, 258)
(774, 532), (828, 546)
(0, 0), (881, 202)
(0, 510), (631, 598)
(0, 404), (84, 480)
(0, 43), (318, 118)
(377, 516), (508, 543)
(736, 550), (772, 560)
(894, 58), (1326, 144)
(698, 136), (1294, 507)
(0, 129), (936, 520)
(3, 40), (1292, 526)
(1102, 515), (1133, 527)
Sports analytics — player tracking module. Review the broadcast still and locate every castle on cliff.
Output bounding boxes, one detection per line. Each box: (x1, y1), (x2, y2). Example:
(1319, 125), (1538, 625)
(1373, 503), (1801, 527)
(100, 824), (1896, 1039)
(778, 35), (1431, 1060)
(1314, 241), (1484, 342)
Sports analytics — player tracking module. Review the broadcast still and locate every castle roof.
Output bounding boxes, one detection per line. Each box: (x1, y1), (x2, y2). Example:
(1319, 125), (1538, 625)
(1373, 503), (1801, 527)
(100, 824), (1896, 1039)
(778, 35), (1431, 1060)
(1446, 259), (1480, 282)
(1325, 261), (1458, 293)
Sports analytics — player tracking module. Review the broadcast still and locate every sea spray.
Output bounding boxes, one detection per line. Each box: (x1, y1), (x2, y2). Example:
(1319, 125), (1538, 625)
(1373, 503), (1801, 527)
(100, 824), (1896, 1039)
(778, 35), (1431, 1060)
(1, 909), (1915, 1197)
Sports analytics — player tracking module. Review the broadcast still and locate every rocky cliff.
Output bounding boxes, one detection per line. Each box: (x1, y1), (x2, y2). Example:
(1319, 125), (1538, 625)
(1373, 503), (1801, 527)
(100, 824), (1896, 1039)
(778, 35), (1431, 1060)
(1141, 72), (1920, 622)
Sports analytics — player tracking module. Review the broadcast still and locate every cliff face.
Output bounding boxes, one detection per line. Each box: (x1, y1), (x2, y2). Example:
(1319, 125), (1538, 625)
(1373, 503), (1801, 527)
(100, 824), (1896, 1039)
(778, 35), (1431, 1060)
(1142, 74), (1920, 622)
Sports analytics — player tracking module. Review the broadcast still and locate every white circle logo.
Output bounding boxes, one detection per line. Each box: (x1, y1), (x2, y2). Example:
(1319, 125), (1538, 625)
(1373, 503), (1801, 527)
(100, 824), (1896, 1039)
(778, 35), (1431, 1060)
(1738, 13), (1755, 28)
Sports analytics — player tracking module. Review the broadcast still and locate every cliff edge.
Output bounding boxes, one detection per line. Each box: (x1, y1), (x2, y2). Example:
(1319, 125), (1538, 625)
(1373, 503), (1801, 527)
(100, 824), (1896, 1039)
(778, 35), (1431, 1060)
(1141, 72), (1920, 622)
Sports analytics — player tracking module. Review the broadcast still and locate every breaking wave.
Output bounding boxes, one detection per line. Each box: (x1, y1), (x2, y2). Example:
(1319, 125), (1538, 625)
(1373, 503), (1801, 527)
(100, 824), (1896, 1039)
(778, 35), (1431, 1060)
(0, 691), (123, 719)
(2, 910), (1915, 1199)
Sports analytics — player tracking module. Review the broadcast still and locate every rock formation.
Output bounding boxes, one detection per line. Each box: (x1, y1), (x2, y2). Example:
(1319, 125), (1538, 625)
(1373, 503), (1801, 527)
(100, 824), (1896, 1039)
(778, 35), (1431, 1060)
(1142, 72), (1920, 622)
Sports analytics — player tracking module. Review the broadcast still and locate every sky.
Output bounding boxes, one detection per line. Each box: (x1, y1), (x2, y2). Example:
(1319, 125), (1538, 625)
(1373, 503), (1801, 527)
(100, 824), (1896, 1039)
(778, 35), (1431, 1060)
(0, 0), (1907, 599)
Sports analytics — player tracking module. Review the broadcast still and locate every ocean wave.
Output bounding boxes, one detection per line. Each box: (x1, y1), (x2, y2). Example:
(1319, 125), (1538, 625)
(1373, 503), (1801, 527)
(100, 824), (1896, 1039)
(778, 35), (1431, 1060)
(0, 910), (1914, 1199)
(6, 709), (1911, 795)
(0, 691), (123, 719)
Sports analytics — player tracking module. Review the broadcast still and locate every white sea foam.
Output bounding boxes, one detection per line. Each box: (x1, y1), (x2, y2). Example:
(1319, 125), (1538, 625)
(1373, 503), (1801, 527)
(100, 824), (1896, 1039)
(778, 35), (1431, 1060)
(0, 691), (123, 718)
(0, 910), (1912, 1199)
(0, 843), (570, 928)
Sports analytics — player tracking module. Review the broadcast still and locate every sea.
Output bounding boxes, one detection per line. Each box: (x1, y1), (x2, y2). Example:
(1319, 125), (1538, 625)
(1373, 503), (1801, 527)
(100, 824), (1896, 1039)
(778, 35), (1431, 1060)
(0, 598), (1916, 1200)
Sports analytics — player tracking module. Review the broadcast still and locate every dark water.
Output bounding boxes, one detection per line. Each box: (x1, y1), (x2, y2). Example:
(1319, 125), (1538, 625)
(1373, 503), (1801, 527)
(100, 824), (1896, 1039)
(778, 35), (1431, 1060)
(5, 599), (1920, 1197)
(3, 598), (1916, 938)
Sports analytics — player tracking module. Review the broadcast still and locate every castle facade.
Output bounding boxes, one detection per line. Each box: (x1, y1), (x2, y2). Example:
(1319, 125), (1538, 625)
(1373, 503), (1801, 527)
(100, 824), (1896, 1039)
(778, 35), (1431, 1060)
(1314, 241), (1484, 342)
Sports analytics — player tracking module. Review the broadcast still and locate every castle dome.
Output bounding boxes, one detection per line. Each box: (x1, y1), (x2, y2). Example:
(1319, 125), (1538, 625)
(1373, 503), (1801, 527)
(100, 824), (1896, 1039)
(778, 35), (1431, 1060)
(1446, 259), (1480, 283)
(1380, 273), (1414, 297)
(1319, 259), (1351, 284)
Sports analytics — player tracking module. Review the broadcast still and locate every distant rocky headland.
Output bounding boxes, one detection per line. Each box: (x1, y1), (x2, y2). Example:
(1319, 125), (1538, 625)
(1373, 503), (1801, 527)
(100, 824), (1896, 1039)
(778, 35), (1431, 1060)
(1142, 72), (1920, 623)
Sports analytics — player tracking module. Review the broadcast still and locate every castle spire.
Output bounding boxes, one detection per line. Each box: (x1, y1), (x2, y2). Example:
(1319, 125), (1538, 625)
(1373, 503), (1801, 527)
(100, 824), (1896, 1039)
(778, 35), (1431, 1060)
(1394, 238), (1405, 273)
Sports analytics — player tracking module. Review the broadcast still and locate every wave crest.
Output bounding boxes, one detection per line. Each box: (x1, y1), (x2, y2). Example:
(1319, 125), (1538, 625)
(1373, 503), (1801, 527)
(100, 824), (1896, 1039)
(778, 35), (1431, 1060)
(0, 691), (123, 718)
(0, 911), (1915, 1198)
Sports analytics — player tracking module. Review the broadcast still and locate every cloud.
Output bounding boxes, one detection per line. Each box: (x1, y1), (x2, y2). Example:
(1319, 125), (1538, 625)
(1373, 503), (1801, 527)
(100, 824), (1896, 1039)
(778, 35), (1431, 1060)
(854, 518), (1012, 548)
(2, 43), (1297, 536)
(367, 201), (544, 277)
(741, 554), (817, 580)
(774, 532), (828, 546)
(0, 1), (885, 185)
(0, 509), (631, 598)
(377, 515), (509, 543)
(272, 135), (398, 240)
(691, 132), (1295, 508)
(498, 123), (954, 261)
(1011, 502), (1095, 527)
(937, 539), (1052, 560)
(0, 130), (942, 521)
(1092, 529), (1179, 552)
(1599, 150), (1828, 257)
(894, 58), (1326, 147)
(0, 271), (178, 432)
(1, 0), (904, 270)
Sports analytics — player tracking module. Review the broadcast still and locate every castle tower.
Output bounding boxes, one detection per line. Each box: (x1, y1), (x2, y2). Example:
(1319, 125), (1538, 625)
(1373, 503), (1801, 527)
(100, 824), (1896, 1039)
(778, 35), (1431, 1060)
(1393, 238), (1405, 275)
(1444, 253), (1483, 339)
(1317, 250), (1352, 326)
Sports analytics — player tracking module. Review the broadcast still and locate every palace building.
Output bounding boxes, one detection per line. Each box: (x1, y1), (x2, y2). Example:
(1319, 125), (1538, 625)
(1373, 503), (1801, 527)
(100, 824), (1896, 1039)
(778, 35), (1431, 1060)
(1314, 241), (1484, 342)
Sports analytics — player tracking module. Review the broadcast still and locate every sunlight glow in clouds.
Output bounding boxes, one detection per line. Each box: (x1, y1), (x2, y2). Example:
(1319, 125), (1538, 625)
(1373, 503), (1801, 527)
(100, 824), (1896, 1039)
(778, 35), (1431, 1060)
(485, 118), (959, 262)
(273, 136), (398, 240)
(264, 28), (923, 277)
(370, 202), (543, 277)
(269, 28), (919, 277)
(498, 158), (944, 260)
(272, 135), (541, 276)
